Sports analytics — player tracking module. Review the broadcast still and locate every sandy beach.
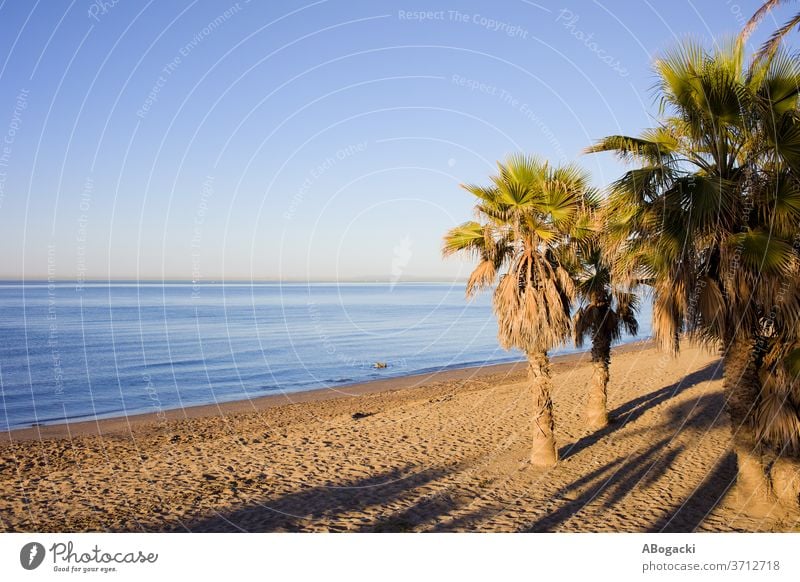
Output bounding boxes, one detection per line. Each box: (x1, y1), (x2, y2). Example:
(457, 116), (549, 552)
(1, 342), (798, 533)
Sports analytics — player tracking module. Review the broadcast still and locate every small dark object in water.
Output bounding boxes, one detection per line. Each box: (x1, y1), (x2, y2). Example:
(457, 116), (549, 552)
(352, 412), (374, 420)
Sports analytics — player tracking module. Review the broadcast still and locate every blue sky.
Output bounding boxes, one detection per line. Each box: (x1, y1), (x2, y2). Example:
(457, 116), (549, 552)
(0, 0), (791, 281)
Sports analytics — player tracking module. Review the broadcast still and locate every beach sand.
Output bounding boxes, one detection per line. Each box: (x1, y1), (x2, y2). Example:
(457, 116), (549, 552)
(1, 342), (798, 532)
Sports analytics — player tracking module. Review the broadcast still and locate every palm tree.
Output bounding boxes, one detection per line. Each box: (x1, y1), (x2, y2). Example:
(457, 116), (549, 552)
(587, 39), (800, 505)
(443, 155), (591, 466)
(570, 245), (639, 429)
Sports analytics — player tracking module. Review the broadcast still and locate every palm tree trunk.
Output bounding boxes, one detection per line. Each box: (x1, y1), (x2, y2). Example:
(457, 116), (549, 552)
(528, 351), (558, 467)
(723, 337), (772, 504)
(770, 455), (800, 509)
(587, 327), (611, 429)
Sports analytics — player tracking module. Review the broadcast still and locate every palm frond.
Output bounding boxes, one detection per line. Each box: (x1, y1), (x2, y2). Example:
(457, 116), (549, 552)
(727, 229), (795, 275)
(583, 135), (676, 164)
(741, 0), (788, 43)
(442, 221), (487, 258)
(466, 259), (496, 297)
(759, 12), (800, 61)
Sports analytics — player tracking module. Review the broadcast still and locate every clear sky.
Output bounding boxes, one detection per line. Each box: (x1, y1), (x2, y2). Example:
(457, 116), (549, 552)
(0, 0), (791, 281)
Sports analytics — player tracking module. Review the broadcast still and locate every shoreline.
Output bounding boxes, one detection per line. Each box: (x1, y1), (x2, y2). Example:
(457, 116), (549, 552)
(5, 340), (788, 532)
(1, 340), (653, 443)
(0, 342), (800, 533)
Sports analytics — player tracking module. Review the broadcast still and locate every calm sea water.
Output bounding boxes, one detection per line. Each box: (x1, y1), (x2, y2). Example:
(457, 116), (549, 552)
(0, 282), (651, 430)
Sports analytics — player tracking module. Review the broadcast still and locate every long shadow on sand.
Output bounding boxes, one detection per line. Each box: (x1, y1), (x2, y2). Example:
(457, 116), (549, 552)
(558, 360), (723, 460)
(647, 451), (736, 532)
(170, 463), (456, 532)
(171, 359), (731, 533)
(523, 373), (733, 532)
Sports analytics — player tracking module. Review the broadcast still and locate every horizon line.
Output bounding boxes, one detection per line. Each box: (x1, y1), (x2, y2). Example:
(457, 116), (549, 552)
(0, 278), (469, 284)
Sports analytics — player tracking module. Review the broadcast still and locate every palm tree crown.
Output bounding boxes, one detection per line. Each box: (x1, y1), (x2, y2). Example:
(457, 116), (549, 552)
(443, 154), (593, 466)
(571, 250), (639, 352)
(444, 154), (592, 355)
(588, 38), (800, 353)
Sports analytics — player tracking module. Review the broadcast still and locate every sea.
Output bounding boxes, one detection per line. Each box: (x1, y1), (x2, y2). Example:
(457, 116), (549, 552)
(0, 282), (651, 431)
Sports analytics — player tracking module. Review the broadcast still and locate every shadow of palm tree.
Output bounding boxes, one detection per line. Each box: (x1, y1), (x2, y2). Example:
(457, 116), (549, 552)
(360, 488), (466, 532)
(171, 463), (452, 532)
(559, 360), (722, 460)
(525, 436), (673, 531)
(389, 384), (728, 533)
(524, 383), (730, 532)
(647, 451), (736, 532)
(167, 360), (730, 533)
